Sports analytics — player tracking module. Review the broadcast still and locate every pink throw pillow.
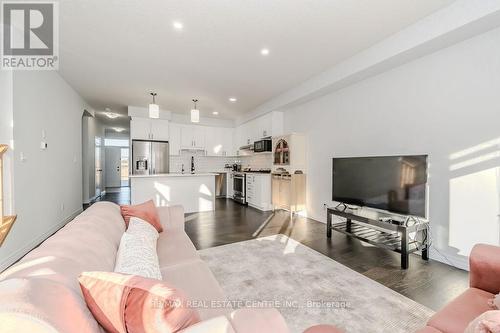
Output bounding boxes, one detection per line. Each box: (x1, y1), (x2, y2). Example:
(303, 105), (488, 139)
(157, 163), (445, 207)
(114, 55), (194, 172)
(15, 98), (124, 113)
(465, 310), (500, 333)
(78, 271), (200, 333)
(121, 200), (163, 233)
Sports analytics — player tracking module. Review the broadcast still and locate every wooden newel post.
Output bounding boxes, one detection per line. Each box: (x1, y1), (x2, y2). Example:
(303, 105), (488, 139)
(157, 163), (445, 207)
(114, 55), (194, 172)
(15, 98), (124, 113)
(0, 144), (17, 246)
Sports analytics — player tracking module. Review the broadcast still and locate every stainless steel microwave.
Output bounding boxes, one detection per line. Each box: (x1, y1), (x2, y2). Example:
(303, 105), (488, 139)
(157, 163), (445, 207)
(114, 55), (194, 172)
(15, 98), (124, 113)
(254, 138), (272, 152)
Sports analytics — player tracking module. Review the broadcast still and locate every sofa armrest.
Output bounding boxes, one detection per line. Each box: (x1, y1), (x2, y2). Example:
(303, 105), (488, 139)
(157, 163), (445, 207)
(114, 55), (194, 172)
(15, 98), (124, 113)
(470, 243), (500, 294)
(179, 316), (235, 333)
(228, 308), (290, 333)
(157, 205), (185, 232)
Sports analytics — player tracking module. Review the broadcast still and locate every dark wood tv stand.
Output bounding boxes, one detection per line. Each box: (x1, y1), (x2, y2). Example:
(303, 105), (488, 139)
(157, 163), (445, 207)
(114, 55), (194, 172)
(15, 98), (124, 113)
(326, 207), (429, 269)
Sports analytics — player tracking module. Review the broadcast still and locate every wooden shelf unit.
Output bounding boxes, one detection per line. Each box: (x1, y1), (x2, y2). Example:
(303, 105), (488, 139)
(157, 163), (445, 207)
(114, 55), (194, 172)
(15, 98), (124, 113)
(0, 144), (17, 246)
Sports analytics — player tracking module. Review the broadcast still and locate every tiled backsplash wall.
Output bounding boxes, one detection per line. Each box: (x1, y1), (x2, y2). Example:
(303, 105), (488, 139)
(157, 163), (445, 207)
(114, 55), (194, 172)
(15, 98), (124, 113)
(170, 151), (272, 173)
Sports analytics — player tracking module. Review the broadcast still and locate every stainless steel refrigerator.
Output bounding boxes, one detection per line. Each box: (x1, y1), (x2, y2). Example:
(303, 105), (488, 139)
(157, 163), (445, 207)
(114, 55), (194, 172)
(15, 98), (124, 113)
(132, 140), (169, 175)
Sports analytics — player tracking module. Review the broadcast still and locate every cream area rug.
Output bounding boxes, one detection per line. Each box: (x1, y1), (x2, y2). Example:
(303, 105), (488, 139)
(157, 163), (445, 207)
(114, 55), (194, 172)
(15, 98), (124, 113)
(199, 234), (434, 333)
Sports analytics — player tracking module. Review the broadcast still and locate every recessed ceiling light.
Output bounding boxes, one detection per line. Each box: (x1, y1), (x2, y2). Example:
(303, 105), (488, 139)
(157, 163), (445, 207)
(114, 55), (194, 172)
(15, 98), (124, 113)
(114, 127), (124, 132)
(172, 21), (183, 31)
(260, 48), (270, 56)
(229, 97), (237, 102)
(212, 111), (219, 115)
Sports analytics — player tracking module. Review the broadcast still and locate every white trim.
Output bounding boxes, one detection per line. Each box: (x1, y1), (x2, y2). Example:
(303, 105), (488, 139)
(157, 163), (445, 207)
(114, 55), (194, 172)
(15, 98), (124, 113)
(429, 249), (469, 271)
(0, 208), (83, 272)
(83, 194), (99, 204)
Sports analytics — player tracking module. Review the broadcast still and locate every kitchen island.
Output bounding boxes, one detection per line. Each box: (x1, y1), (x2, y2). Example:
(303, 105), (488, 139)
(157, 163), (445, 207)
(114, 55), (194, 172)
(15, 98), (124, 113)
(130, 173), (217, 213)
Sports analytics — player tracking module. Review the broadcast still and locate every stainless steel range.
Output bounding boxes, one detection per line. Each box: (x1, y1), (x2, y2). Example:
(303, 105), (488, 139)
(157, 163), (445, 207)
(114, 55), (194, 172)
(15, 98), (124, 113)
(233, 172), (246, 204)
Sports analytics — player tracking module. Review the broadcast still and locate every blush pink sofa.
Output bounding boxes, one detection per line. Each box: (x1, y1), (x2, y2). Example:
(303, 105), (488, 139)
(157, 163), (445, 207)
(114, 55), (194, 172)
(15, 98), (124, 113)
(0, 202), (340, 333)
(416, 244), (500, 333)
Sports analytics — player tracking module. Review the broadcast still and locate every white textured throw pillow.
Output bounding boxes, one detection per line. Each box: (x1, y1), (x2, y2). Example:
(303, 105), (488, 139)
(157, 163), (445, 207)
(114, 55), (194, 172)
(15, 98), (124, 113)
(114, 217), (162, 280)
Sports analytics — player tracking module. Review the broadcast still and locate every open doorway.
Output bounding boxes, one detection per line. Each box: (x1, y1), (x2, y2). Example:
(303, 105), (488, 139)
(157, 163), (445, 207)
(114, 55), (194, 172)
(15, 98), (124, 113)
(105, 139), (130, 192)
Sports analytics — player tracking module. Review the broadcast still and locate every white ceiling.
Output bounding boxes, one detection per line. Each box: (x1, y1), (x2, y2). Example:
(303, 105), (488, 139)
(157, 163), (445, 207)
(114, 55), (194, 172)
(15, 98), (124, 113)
(59, 0), (455, 120)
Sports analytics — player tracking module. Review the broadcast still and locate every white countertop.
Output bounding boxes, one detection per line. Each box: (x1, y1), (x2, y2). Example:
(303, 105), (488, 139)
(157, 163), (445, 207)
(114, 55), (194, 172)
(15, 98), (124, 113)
(129, 173), (218, 178)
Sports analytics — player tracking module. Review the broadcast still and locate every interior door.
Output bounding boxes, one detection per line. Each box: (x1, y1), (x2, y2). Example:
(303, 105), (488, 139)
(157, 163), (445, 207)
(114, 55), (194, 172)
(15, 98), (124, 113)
(105, 147), (122, 188)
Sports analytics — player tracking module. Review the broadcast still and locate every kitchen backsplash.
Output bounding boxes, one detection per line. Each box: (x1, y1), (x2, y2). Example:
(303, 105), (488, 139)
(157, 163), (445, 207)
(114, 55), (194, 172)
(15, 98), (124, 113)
(169, 151), (272, 173)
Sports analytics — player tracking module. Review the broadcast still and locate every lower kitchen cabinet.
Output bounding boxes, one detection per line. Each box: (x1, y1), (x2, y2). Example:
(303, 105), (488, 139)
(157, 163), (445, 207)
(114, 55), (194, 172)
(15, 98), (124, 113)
(227, 172), (234, 198)
(272, 173), (306, 215)
(246, 173), (272, 211)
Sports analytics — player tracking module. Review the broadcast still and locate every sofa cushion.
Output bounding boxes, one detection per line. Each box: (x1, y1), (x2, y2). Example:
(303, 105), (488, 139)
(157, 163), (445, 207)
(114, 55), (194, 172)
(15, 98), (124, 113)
(465, 310), (500, 333)
(428, 288), (494, 333)
(79, 271), (200, 333)
(0, 202), (125, 292)
(121, 200), (163, 233)
(114, 223), (162, 280)
(157, 231), (200, 268)
(0, 278), (101, 333)
(160, 260), (230, 320)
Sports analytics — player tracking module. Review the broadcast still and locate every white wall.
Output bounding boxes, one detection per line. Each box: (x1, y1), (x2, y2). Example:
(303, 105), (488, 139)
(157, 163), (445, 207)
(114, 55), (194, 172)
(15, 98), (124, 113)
(0, 71), (14, 217)
(283, 26), (500, 269)
(0, 71), (90, 270)
(82, 114), (106, 203)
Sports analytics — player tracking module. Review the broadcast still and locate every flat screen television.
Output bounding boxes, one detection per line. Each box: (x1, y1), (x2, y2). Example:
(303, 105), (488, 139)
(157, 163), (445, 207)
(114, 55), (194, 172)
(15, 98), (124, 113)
(332, 155), (428, 217)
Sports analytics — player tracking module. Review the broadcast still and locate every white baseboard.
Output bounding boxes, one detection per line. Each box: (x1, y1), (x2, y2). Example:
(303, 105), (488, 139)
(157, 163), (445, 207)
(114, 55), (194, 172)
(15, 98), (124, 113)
(429, 248), (469, 271)
(0, 208), (83, 272)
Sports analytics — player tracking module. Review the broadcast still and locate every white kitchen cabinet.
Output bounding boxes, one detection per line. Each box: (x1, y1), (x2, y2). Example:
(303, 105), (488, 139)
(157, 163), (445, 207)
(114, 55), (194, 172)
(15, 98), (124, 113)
(253, 113), (270, 139)
(131, 117), (169, 141)
(169, 123), (182, 155)
(181, 125), (206, 149)
(131, 118), (152, 140)
(272, 133), (306, 172)
(234, 111), (284, 154)
(246, 173), (272, 211)
(227, 172), (234, 198)
(150, 119), (170, 141)
(206, 127), (233, 156)
(223, 128), (234, 156)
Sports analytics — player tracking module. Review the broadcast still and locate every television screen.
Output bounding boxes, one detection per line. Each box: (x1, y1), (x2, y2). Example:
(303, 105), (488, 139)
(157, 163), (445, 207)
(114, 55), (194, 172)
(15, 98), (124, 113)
(332, 155), (428, 217)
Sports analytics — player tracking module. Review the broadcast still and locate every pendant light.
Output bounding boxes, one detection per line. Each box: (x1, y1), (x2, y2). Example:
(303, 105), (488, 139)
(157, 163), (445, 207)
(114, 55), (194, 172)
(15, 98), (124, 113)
(191, 99), (200, 123)
(149, 92), (159, 119)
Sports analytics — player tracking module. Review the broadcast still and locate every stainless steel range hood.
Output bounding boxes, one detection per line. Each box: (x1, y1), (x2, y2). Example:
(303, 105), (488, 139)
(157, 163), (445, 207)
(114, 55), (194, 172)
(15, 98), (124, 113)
(239, 144), (254, 151)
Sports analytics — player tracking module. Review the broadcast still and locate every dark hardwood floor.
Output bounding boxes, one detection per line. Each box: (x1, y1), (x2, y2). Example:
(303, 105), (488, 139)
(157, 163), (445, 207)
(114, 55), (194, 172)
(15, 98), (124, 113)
(92, 189), (468, 311)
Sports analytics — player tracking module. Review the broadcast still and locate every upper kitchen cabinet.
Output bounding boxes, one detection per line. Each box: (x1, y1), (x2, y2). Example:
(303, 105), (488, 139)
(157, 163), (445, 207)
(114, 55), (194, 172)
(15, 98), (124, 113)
(130, 117), (169, 141)
(180, 125), (206, 149)
(206, 127), (234, 156)
(234, 111), (284, 150)
(130, 118), (151, 140)
(150, 119), (170, 141)
(272, 133), (306, 173)
(169, 123), (182, 155)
